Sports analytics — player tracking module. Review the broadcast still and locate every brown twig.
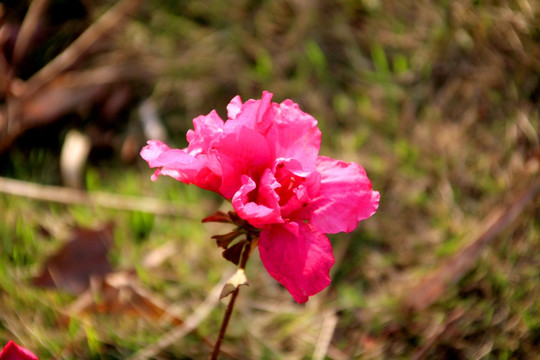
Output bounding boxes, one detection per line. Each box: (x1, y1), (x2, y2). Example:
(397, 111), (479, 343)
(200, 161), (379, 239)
(0, 176), (194, 217)
(1, 0), (144, 153)
(24, 0), (142, 96)
(12, 0), (49, 66)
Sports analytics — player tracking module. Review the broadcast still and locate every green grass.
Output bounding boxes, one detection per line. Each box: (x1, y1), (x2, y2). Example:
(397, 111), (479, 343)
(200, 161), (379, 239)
(1, 0), (540, 358)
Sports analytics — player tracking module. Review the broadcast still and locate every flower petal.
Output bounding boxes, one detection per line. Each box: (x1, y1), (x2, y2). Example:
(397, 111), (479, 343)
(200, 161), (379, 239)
(226, 95), (243, 120)
(226, 91), (275, 134)
(259, 222), (335, 303)
(215, 126), (271, 198)
(272, 159), (315, 219)
(0, 341), (39, 360)
(232, 171), (283, 228)
(266, 99), (321, 172)
(186, 110), (224, 155)
(309, 156), (380, 234)
(140, 139), (172, 168)
(140, 140), (222, 192)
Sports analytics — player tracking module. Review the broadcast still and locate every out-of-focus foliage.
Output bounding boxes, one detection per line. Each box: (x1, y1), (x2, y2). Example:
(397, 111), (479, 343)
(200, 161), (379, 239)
(1, 0), (539, 358)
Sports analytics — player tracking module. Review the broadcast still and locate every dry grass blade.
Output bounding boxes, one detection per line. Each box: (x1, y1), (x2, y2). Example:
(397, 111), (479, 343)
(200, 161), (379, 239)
(127, 274), (230, 360)
(402, 175), (540, 312)
(0, 176), (192, 217)
(312, 309), (339, 360)
(410, 309), (465, 360)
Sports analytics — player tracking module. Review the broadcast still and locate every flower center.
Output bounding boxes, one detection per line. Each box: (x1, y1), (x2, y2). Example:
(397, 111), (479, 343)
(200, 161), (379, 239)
(275, 171), (305, 206)
(286, 177), (296, 192)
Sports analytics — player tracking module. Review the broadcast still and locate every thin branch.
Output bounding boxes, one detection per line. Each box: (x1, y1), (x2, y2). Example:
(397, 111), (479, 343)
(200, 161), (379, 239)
(12, 0), (49, 66)
(24, 0), (141, 96)
(2, 0), (143, 153)
(0, 176), (193, 217)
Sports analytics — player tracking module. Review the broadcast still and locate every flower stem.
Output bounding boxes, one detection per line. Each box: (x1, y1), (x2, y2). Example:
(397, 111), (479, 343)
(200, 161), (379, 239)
(210, 234), (254, 360)
(210, 285), (240, 360)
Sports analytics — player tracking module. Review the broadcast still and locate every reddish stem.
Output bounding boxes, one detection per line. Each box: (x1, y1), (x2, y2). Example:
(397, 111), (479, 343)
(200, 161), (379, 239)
(209, 234), (253, 360)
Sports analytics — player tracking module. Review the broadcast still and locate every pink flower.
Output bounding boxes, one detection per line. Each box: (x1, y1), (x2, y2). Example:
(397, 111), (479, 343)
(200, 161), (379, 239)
(141, 91), (380, 303)
(0, 341), (39, 360)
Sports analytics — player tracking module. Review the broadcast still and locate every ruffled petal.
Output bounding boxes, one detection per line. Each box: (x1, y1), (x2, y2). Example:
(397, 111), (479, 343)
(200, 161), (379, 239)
(309, 156), (380, 234)
(226, 91), (275, 134)
(215, 126), (271, 198)
(232, 171), (283, 228)
(272, 159), (314, 219)
(259, 222), (335, 303)
(140, 140), (221, 192)
(266, 99), (321, 172)
(226, 95), (243, 120)
(186, 110), (224, 155)
(140, 139), (172, 168)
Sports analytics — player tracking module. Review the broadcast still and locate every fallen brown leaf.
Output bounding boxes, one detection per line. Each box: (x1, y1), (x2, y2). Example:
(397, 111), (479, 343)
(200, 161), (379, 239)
(69, 271), (183, 326)
(33, 223), (114, 294)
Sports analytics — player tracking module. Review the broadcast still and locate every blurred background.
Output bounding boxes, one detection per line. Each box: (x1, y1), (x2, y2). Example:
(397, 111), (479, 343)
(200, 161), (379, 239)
(1, 0), (539, 358)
